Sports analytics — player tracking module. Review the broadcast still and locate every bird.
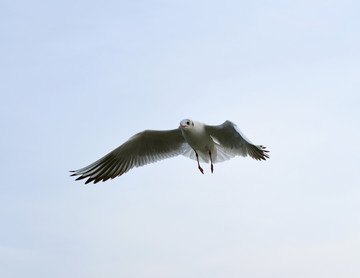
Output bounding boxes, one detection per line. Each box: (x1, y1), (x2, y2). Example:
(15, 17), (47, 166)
(70, 119), (269, 184)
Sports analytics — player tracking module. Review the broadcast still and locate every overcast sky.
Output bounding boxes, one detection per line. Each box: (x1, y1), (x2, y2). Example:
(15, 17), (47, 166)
(1, 0), (360, 277)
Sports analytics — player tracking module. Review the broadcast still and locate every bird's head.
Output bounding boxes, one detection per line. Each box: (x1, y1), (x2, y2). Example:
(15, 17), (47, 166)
(179, 119), (194, 129)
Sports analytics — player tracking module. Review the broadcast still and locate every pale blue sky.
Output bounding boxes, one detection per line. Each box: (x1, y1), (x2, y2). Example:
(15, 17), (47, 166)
(1, 0), (360, 277)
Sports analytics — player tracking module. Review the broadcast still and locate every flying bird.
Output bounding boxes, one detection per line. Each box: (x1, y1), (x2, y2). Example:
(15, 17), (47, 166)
(70, 119), (269, 184)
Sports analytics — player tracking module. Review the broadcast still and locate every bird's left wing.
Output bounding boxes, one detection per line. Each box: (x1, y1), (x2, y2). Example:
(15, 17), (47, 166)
(205, 121), (269, 162)
(70, 129), (188, 184)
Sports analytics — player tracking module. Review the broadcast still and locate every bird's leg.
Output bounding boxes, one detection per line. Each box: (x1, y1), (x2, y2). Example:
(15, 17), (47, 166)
(195, 151), (204, 174)
(209, 150), (214, 173)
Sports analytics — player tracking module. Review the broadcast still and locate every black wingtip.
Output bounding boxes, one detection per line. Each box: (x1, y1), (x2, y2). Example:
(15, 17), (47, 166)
(85, 177), (97, 184)
(75, 176), (86, 181)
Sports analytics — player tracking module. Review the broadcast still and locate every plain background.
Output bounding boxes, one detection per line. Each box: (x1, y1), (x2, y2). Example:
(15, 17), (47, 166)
(1, 0), (359, 277)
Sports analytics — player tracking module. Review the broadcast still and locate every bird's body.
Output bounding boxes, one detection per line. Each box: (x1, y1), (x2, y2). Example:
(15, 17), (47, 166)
(70, 119), (269, 184)
(180, 120), (214, 160)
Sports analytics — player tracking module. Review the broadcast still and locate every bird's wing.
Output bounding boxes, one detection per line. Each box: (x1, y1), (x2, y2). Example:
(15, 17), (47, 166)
(70, 129), (188, 184)
(204, 121), (269, 162)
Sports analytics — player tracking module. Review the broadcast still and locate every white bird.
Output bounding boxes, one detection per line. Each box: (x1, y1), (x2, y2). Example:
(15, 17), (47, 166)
(70, 119), (269, 184)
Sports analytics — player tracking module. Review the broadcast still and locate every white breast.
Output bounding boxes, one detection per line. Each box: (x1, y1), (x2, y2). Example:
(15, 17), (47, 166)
(181, 122), (214, 153)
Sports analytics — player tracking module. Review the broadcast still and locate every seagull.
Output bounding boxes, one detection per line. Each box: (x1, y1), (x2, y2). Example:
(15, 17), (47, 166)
(70, 119), (269, 184)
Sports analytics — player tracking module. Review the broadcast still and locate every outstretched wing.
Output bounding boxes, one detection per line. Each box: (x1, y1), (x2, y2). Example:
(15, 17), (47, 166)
(70, 129), (188, 184)
(205, 121), (269, 162)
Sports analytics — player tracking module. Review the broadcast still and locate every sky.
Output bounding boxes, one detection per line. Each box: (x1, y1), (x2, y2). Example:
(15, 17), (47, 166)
(1, 0), (360, 277)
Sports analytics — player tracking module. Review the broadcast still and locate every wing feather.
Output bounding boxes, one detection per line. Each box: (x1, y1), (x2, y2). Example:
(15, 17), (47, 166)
(205, 121), (269, 162)
(70, 128), (188, 183)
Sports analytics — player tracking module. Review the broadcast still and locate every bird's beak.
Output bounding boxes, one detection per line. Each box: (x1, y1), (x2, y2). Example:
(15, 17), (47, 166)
(179, 124), (185, 129)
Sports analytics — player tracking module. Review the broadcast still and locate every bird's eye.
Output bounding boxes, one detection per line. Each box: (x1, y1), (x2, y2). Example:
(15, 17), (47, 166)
(187, 121), (190, 125)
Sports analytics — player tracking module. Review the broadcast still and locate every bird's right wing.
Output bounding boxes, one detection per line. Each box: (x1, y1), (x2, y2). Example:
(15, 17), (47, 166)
(70, 129), (188, 184)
